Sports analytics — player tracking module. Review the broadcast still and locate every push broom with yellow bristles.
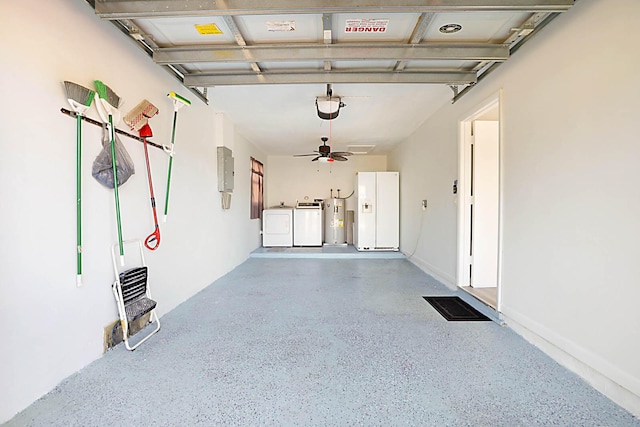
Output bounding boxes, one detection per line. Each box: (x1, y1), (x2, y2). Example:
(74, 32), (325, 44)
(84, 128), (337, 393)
(163, 92), (191, 222)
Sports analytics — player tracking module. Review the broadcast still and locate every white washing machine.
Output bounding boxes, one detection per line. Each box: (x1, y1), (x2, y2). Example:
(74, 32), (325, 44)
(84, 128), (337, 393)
(262, 208), (293, 247)
(294, 202), (323, 246)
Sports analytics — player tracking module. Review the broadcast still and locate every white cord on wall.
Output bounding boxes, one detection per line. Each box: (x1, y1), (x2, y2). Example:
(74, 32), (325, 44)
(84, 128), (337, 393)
(405, 202), (427, 260)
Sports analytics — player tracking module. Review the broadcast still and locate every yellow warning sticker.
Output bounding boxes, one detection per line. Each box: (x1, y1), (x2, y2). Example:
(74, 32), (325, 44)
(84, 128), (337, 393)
(195, 24), (223, 35)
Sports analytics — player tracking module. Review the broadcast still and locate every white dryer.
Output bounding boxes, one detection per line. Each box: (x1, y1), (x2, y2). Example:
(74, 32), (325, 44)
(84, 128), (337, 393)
(262, 208), (293, 247)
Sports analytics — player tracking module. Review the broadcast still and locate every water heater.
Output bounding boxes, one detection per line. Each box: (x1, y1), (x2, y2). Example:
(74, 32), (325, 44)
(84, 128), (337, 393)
(324, 198), (346, 245)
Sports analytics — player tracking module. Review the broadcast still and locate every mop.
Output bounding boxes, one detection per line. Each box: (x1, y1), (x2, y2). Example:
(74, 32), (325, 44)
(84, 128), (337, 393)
(63, 81), (95, 287)
(163, 92), (191, 222)
(94, 80), (125, 265)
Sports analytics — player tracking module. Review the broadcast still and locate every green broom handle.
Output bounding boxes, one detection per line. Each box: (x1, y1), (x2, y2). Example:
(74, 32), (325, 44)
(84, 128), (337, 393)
(109, 116), (125, 264)
(163, 110), (178, 222)
(76, 113), (82, 286)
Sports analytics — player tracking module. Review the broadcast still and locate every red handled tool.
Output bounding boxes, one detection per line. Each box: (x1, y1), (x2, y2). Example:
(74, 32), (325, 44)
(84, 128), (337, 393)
(140, 124), (161, 250)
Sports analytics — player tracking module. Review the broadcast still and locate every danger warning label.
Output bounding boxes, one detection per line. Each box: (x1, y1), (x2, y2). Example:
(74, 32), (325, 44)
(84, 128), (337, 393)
(345, 19), (389, 33)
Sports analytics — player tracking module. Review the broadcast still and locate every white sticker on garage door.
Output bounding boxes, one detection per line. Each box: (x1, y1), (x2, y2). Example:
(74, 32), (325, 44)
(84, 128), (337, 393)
(345, 19), (389, 33)
(266, 21), (296, 32)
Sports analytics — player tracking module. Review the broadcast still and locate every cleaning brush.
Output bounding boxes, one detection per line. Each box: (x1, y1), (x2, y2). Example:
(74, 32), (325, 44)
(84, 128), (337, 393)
(168, 91), (191, 108)
(123, 99), (159, 132)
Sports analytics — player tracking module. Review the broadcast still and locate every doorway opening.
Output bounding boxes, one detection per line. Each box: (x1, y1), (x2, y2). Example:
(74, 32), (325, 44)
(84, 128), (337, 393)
(457, 92), (502, 311)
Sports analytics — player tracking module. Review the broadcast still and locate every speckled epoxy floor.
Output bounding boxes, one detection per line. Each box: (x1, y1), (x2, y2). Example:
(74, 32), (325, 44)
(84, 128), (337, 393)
(6, 258), (639, 426)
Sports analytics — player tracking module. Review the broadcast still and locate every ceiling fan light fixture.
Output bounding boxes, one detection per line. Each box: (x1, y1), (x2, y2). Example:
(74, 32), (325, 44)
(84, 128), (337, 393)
(316, 96), (343, 120)
(294, 137), (351, 163)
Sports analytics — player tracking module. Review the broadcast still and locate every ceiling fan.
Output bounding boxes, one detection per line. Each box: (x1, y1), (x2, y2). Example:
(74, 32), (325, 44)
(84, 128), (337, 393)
(294, 137), (353, 162)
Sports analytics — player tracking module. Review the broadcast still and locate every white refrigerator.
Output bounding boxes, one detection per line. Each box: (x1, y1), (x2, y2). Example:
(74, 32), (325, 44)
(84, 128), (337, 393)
(354, 172), (399, 251)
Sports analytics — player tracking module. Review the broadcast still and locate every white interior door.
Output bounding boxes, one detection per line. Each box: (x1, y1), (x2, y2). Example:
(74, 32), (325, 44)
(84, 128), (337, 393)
(470, 121), (499, 288)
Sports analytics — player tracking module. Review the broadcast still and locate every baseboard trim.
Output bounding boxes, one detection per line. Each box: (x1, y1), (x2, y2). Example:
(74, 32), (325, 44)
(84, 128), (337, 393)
(502, 308), (640, 418)
(405, 254), (456, 290)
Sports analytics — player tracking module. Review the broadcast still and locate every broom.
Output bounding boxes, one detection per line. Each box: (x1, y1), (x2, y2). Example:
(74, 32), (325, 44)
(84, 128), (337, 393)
(94, 80), (125, 265)
(63, 81), (95, 287)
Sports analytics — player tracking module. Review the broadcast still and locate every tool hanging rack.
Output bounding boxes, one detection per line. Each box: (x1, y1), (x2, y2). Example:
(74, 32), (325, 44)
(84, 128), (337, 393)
(60, 108), (165, 151)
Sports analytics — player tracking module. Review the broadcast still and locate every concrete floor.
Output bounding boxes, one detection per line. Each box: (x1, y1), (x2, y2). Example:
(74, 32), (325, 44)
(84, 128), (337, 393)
(249, 244), (405, 259)
(5, 258), (639, 426)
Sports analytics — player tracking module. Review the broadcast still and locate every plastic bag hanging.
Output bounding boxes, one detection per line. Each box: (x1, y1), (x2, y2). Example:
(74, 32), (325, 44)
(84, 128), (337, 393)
(92, 126), (135, 188)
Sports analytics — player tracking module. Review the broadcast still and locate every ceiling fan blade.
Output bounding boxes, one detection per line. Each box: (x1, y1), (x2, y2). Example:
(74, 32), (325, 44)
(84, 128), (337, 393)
(331, 151), (353, 157)
(332, 155), (348, 161)
(311, 156), (320, 161)
(294, 153), (318, 157)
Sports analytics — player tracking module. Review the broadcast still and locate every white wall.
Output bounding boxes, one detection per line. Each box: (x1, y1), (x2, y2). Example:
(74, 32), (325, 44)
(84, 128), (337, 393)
(389, 0), (640, 415)
(388, 112), (459, 286)
(0, 1), (264, 422)
(265, 155), (387, 212)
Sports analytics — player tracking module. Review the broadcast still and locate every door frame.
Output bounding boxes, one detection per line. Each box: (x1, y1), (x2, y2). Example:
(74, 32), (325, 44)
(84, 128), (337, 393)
(456, 90), (504, 312)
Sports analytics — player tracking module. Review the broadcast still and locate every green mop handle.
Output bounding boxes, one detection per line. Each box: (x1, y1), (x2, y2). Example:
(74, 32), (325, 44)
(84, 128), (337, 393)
(76, 113), (83, 287)
(163, 110), (178, 222)
(108, 116), (125, 265)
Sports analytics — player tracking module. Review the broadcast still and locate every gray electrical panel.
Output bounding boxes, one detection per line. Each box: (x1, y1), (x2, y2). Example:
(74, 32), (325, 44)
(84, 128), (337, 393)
(217, 146), (234, 192)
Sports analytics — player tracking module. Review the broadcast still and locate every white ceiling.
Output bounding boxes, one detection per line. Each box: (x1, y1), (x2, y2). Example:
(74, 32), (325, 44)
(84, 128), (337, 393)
(90, 1), (575, 156)
(210, 83), (452, 155)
